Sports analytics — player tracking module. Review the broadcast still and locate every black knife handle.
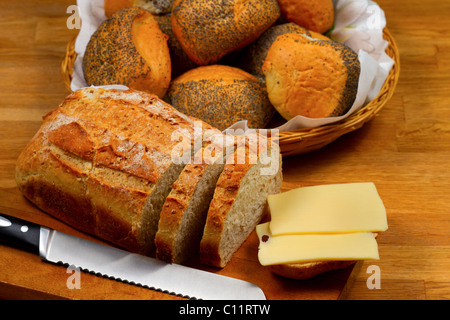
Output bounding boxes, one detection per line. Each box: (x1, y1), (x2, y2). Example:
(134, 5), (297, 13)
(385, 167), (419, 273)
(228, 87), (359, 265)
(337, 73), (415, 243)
(0, 213), (41, 254)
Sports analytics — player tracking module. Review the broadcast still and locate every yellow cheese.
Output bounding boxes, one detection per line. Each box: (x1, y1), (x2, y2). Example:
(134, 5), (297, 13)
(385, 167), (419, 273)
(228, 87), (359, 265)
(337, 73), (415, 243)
(256, 222), (380, 266)
(267, 182), (388, 235)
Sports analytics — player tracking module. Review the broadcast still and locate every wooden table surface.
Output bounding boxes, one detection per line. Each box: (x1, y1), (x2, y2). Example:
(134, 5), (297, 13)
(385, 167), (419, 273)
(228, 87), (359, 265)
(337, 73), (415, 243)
(0, 0), (449, 300)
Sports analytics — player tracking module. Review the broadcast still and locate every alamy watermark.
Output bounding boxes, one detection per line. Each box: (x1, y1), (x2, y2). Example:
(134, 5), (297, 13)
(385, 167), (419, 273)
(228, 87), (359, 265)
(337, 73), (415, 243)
(66, 5), (81, 30)
(366, 265), (381, 289)
(66, 265), (81, 289)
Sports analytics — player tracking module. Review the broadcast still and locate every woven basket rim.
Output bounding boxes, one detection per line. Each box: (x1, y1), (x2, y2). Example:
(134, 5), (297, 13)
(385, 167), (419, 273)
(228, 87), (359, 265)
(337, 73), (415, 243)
(61, 27), (400, 156)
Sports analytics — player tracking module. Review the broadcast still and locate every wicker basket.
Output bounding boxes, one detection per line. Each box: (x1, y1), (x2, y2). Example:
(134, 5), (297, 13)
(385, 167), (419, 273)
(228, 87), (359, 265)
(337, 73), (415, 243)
(61, 28), (400, 157)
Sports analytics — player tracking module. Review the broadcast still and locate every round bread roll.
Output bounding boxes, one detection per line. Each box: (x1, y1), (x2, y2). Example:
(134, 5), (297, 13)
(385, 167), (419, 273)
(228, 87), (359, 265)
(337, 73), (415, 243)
(153, 14), (198, 78)
(261, 33), (360, 120)
(238, 23), (314, 79)
(270, 260), (356, 280)
(165, 65), (276, 130)
(83, 7), (171, 98)
(277, 0), (334, 34)
(104, 0), (174, 17)
(171, 0), (280, 65)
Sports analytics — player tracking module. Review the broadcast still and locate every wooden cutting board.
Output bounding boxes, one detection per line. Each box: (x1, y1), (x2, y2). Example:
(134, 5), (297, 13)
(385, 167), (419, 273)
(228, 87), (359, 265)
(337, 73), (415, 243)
(0, 187), (360, 300)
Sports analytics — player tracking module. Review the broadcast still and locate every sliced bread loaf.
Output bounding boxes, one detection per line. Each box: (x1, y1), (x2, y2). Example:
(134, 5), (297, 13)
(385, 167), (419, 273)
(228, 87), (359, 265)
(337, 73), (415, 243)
(15, 87), (219, 255)
(200, 134), (283, 268)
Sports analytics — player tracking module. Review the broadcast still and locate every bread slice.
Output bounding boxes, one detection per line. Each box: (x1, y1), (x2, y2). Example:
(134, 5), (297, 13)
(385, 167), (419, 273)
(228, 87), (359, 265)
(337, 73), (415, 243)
(155, 135), (236, 264)
(15, 87), (219, 255)
(200, 134), (283, 268)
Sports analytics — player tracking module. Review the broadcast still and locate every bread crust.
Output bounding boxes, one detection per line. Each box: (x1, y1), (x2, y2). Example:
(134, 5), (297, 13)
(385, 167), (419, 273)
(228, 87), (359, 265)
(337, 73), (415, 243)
(15, 88), (218, 255)
(166, 65), (276, 130)
(171, 0), (280, 65)
(83, 7), (171, 98)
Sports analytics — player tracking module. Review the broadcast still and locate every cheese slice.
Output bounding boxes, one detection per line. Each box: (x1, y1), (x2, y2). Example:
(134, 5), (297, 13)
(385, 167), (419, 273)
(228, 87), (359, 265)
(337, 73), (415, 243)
(267, 182), (388, 235)
(256, 222), (379, 266)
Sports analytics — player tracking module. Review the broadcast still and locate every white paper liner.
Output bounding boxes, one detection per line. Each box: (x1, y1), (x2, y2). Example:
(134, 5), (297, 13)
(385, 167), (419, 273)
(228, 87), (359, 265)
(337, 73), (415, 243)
(71, 0), (394, 132)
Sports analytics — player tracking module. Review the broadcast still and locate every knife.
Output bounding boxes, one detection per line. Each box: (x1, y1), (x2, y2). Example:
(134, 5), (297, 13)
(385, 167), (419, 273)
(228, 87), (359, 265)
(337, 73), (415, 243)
(0, 213), (266, 300)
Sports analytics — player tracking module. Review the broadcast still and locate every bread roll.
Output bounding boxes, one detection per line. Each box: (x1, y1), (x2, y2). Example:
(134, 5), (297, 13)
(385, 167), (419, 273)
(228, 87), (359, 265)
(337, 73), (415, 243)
(200, 134), (283, 268)
(270, 261), (356, 280)
(171, 0), (280, 65)
(277, 0), (334, 34)
(104, 0), (174, 17)
(262, 33), (360, 120)
(166, 65), (276, 131)
(83, 7), (171, 98)
(238, 23), (313, 79)
(15, 87), (220, 255)
(153, 14), (198, 78)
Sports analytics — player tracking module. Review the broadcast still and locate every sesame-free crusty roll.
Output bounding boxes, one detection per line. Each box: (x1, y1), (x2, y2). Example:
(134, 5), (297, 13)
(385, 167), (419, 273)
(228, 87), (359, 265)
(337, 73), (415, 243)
(238, 23), (314, 79)
(262, 33), (360, 120)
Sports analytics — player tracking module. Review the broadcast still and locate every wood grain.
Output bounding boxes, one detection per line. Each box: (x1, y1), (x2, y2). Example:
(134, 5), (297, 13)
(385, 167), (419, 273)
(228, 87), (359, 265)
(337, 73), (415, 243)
(0, 0), (449, 300)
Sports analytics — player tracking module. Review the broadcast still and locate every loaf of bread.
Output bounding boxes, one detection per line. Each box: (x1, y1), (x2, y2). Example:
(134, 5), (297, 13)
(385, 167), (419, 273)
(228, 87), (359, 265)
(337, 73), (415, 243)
(262, 33), (360, 119)
(166, 65), (276, 130)
(83, 8), (171, 98)
(277, 0), (334, 34)
(104, 0), (174, 17)
(15, 87), (220, 255)
(171, 0), (280, 65)
(155, 135), (235, 264)
(200, 134), (283, 268)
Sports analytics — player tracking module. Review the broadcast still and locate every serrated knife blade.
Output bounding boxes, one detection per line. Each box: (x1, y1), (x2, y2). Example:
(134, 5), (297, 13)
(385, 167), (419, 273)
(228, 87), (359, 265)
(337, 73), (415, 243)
(0, 213), (266, 300)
